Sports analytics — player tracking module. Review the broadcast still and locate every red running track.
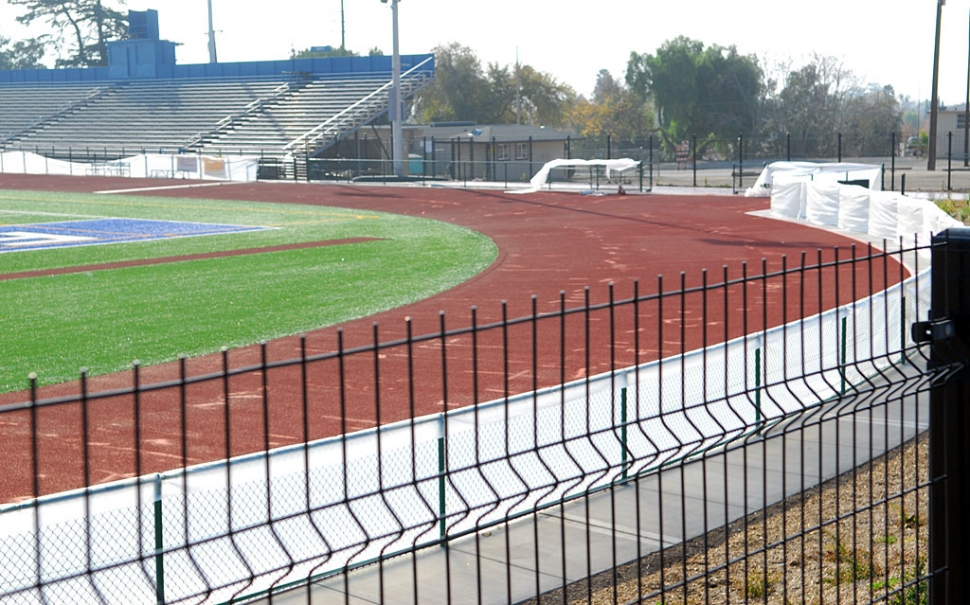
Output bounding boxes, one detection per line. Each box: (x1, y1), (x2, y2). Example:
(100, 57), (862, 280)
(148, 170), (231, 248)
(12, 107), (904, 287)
(0, 176), (904, 502)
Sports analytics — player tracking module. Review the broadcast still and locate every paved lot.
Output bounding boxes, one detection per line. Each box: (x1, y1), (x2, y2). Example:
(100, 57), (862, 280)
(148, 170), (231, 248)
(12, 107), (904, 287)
(643, 155), (970, 197)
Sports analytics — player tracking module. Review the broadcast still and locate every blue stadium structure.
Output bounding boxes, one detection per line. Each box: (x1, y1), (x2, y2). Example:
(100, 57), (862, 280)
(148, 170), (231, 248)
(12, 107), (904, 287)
(0, 10), (434, 162)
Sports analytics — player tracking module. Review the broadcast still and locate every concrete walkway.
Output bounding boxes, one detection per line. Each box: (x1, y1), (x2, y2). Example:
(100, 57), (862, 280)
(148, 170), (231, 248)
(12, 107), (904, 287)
(260, 371), (928, 605)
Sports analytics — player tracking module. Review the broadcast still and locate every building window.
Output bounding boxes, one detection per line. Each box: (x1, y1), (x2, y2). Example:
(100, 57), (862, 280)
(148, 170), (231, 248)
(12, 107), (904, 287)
(515, 142), (528, 160)
(959, 113), (967, 130)
(496, 143), (510, 161)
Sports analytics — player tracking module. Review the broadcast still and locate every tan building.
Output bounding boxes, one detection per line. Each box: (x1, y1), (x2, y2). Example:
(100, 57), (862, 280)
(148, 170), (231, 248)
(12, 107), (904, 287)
(934, 105), (970, 162)
(336, 123), (578, 182)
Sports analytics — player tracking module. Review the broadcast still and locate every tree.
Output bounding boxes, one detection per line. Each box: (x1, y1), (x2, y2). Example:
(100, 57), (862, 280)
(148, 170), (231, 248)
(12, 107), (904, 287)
(290, 46), (358, 59)
(591, 69), (622, 104)
(764, 55), (856, 157)
(411, 42), (575, 127)
(411, 43), (492, 123)
(0, 33), (47, 69)
(487, 62), (576, 127)
(625, 36), (763, 155)
(10, 0), (127, 68)
(842, 84), (902, 157)
(569, 70), (654, 149)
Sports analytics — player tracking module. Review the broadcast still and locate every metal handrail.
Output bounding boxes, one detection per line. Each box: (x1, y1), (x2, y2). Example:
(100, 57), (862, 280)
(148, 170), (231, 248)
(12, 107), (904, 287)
(183, 81), (292, 149)
(282, 56), (434, 152)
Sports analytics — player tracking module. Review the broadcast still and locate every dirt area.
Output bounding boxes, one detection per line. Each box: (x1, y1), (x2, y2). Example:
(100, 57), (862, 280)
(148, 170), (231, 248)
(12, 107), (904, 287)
(526, 434), (929, 605)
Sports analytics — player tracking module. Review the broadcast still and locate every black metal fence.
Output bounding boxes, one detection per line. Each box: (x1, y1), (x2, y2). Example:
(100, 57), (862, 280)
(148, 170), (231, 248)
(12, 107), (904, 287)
(2, 231), (963, 604)
(5, 129), (970, 193)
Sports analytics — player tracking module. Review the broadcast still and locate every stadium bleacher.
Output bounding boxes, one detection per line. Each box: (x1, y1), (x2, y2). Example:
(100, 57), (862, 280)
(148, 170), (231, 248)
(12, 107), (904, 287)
(0, 67), (432, 159)
(0, 9), (434, 166)
(4, 79), (288, 154)
(0, 83), (114, 143)
(199, 73), (428, 157)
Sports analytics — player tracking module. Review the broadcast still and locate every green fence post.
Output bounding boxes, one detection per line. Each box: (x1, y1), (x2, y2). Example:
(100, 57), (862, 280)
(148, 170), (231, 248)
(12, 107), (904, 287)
(754, 347), (762, 431)
(840, 314), (848, 397)
(901, 295), (908, 364)
(154, 474), (164, 605)
(437, 414), (446, 543)
(619, 373), (629, 481)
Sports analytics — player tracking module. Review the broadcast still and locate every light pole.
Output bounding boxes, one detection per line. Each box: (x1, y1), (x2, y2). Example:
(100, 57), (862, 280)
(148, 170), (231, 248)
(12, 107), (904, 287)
(381, 0), (404, 177)
(340, 0), (345, 50)
(928, 0), (945, 171)
(963, 7), (970, 166)
(207, 0), (218, 64)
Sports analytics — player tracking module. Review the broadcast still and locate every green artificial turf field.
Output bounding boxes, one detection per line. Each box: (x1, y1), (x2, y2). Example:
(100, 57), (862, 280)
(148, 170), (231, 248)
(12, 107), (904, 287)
(0, 189), (497, 392)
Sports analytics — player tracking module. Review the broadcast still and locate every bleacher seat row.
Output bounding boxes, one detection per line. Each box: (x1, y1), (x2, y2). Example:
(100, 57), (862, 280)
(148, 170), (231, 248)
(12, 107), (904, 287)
(0, 71), (431, 159)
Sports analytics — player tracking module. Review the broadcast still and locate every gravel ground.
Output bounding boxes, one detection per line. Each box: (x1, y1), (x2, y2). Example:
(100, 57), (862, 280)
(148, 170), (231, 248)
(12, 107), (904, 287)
(524, 433), (929, 605)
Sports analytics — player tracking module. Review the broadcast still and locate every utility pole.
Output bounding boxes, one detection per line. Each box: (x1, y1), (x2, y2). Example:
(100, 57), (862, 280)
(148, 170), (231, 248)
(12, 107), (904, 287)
(965, 8), (969, 166)
(929, 0), (945, 171)
(207, 0), (218, 64)
(340, 0), (346, 50)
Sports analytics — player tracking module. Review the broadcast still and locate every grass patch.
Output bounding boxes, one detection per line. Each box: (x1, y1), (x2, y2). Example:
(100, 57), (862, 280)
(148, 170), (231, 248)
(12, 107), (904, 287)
(935, 198), (970, 225)
(0, 189), (497, 391)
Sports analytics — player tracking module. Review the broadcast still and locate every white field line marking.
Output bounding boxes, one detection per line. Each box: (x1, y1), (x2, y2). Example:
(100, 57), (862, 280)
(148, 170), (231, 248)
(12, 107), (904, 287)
(0, 209), (109, 219)
(94, 182), (241, 195)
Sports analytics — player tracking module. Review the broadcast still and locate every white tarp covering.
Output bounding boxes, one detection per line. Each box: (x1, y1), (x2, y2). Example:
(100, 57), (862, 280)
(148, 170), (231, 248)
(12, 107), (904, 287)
(746, 161), (883, 197)
(805, 181), (840, 226)
(868, 190), (900, 239)
(896, 197), (925, 244)
(769, 180), (806, 219)
(510, 158), (640, 194)
(0, 151), (259, 182)
(837, 186), (870, 234)
(770, 178), (962, 243)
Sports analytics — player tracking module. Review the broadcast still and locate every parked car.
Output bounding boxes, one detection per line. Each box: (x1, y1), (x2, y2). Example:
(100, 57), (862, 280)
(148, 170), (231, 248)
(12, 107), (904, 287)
(904, 136), (925, 157)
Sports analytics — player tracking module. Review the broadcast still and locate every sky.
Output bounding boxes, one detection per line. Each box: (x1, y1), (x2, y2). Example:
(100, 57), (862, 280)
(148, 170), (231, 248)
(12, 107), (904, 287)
(1, 0), (969, 107)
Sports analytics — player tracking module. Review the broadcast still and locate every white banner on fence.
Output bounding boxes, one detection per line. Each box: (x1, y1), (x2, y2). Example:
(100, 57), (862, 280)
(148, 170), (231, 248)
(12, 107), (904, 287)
(0, 151), (259, 182)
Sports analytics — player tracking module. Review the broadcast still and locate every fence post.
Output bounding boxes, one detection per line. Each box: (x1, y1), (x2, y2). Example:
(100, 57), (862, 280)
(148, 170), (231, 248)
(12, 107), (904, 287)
(692, 133), (697, 187)
(947, 131), (953, 191)
(928, 228), (970, 605)
(754, 346), (762, 430)
(648, 134), (654, 189)
(617, 373), (629, 481)
(839, 313), (848, 397)
(437, 413), (447, 543)
(528, 136), (533, 181)
(891, 132), (897, 191)
(154, 474), (165, 605)
(737, 134), (743, 192)
(900, 293), (908, 365)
